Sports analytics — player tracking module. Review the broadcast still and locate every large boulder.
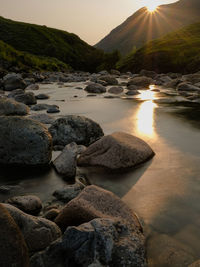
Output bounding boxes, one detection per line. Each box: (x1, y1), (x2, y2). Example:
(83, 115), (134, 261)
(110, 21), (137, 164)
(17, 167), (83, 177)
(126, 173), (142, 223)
(127, 76), (153, 88)
(0, 97), (29, 116)
(3, 73), (26, 91)
(3, 203), (61, 253)
(14, 91), (37, 105)
(49, 115), (104, 146)
(78, 132), (155, 170)
(0, 204), (29, 267)
(0, 116), (52, 165)
(108, 86), (123, 94)
(6, 195), (42, 215)
(55, 185), (142, 232)
(99, 75), (118, 85)
(85, 83), (106, 93)
(53, 183), (85, 203)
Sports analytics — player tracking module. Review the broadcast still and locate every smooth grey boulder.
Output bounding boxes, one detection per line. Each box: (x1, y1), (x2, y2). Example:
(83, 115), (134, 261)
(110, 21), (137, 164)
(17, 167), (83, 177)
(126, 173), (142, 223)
(85, 83), (106, 93)
(53, 183), (85, 202)
(49, 115), (104, 146)
(6, 195), (42, 215)
(0, 97), (29, 115)
(3, 203), (61, 253)
(177, 82), (200, 91)
(78, 132), (155, 170)
(0, 116), (52, 165)
(127, 76), (153, 88)
(99, 75), (118, 85)
(53, 143), (78, 178)
(0, 204), (29, 267)
(108, 86), (123, 94)
(3, 73), (26, 91)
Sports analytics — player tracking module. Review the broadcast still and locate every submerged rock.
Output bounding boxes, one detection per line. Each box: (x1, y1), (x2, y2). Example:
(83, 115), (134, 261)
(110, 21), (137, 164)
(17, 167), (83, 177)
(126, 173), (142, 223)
(0, 116), (52, 165)
(49, 115), (104, 146)
(78, 132), (155, 170)
(0, 97), (29, 116)
(0, 204), (29, 267)
(3, 203), (61, 253)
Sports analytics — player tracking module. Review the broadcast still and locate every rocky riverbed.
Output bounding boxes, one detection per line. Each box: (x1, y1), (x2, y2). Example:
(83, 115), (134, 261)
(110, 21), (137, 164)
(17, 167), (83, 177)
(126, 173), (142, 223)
(1, 70), (200, 266)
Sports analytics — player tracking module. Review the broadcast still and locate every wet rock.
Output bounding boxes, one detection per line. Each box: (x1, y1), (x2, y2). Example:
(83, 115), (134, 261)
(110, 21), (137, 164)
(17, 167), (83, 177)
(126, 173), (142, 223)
(36, 93), (49, 100)
(6, 195), (42, 215)
(14, 91), (37, 105)
(78, 132), (155, 170)
(177, 83), (200, 91)
(8, 88), (25, 98)
(24, 78), (35, 86)
(53, 183), (85, 202)
(140, 69), (157, 79)
(55, 185), (142, 232)
(0, 185), (21, 194)
(85, 83), (106, 93)
(3, 203), (61, 253)
(108, 86), (123, 94)
(0, 97), (29, 115)
(31, 103), (58, 111)
(29, 113), (55, 124)
(127, 76), (153, 88)
(0, 116), (52, 165)
(164, 78), (183, 89)
(44, 209), (60, 221)
(99, 75), (118, 85)
(3, 73), (26, 91)
(26, 84), (39, 90)
(126, 90), (140, 96)
(0, 204), (29, 267)
(47, 106), (60, 113)
(127, 84), (138, 90)
(49, 115), (104, 146)
(53, 143), (78, 178)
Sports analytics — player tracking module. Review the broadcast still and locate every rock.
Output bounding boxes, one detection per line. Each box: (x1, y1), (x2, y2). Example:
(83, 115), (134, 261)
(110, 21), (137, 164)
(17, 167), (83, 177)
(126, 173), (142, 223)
(53, 143), (78, 178)
(29, 114), (55, 124)
(6, 195), (42, 215)
(53, 183), (85, 202)
(164, 78), (183, 89)
(0, 185), (21, 194)
(26, 84), (39, 90)
(99, 75), (118, 85)
(127, 84), (138, 90)
(55, 185), (142, 232)
(47, 106), (60, 113)
(3, 73), (26, 91)
(189, 260), (200, 267)
(97, 79), (108, 86)
(126, 90), (140, 96)
(3, 203), (61, 253)
(127, 76), (153, 88)
(85, 83), (106, 93)
(0, 116), (52, 165)
(53, 145), (65, 151)
(44, 209), (60, 221)
(49, 115), (104, 146)
(36, 94), (49, 100)
(140, 69), (157, 79)
(108, 86), (123, 94)
(31, 103), (59, 111)
(13, 91), (37, 105)
(0, 97), (29, 115)
(24, 78), (35, 86)
(177, 82), (200, 91)
(78, 132), (154, 170)
(0, 204), (29, 267)
(8, 88), (25, 98)
(110, 69), (120, 75)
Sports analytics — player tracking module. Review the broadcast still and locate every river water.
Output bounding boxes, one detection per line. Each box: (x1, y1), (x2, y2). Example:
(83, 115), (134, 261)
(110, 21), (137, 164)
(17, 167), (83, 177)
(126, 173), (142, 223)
(1, 81), (200, 266)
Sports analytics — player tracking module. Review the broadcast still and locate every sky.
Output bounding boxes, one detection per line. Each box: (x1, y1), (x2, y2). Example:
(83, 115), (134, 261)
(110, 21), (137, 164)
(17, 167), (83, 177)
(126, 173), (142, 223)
(1, 0), (177, 45)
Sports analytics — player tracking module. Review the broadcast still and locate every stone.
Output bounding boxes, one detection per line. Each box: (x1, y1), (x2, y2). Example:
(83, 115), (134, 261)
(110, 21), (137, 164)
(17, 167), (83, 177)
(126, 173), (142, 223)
(47, 106), (60, 113)
(49, 115), (104, 146)
(0, 97), (29, 115)
(53, 183), (85, 202)
(78, 132), (155, 170)
(36, 93), (49, 100)
(3, 203), (61, 253)
(85, 83), (106, 93)
(3, 73), (26, 91)
(53, 143), (78, 178)
(31, 103), (59, 111)
(177, 82), (200, 91)
(0, 203), (29, 267)
(44, 209), (60, 221)
(6, 195), (42, 215)
(127, 84), (138, 90)
(126, 90), (140, 96)
(55, 185), (142, 232)
(110, 69), (120, 75)
(14, 91), (37, 105)
(0, 116), (52, 165)
(28, 114), (55, 124)
(26, 84), (39, 90)
(127, 76), (153, 88)
(108, 86), (123, 94)
(189, 260), (200, 267)
(99, 75), (118, 85)
(140, 69), (157, 79)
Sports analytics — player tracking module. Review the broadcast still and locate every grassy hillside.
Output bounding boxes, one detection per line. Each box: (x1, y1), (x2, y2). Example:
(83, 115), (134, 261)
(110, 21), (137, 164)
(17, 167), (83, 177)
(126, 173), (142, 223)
(0, 40), (70, 72)
(96, 0), (200, 55)
(0, 16), (104, 72)
(117, 22), (200, 73)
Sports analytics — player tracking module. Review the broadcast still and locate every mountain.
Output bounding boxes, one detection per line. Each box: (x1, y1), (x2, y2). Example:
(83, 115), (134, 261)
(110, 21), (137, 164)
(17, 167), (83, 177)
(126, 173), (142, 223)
(95, 0), (200, 55)
(0, 40), (70, 72)
(0, 16), (105, 72)
(117, 22), (200, 73)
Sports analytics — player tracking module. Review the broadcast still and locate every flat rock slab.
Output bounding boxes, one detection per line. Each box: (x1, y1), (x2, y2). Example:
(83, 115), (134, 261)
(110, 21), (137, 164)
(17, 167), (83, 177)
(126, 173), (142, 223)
(78, 132), (155, 169)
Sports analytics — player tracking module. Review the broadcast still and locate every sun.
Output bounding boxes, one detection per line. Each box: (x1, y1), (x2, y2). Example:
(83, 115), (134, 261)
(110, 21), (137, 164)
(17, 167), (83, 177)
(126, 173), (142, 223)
(146, 3), (158, 12)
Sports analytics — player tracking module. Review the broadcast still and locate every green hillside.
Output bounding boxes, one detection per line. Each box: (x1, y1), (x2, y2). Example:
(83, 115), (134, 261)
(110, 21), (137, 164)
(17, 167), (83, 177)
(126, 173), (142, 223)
(118, 22), (200, 73)
(0, 16), (104, 72)
(0, 40), (70, 72)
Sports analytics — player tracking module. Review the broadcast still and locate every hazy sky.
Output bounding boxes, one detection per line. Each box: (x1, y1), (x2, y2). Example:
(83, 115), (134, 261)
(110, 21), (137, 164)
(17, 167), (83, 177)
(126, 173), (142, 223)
(1, 0), (177, 45)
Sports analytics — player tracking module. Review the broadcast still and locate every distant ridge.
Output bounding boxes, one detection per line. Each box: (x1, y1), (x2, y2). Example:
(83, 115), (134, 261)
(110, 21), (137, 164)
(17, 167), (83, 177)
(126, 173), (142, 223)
(95, 0), (200, 55)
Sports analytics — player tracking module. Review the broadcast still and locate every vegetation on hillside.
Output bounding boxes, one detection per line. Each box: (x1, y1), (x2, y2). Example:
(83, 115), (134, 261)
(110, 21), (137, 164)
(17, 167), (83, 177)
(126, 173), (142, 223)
(117, 22), (200, 73)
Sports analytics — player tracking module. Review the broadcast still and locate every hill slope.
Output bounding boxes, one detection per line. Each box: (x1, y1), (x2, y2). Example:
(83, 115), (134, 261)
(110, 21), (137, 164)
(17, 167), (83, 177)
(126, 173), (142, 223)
(0, 16), (104, 72)
(0, 40), (70, 72)
(117, 22), (200, 73)
(95, 0), (200, 55)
